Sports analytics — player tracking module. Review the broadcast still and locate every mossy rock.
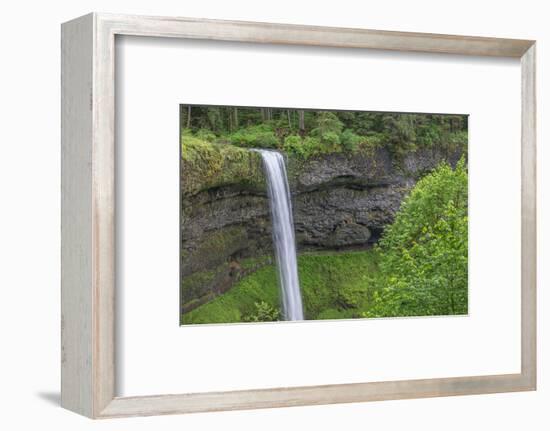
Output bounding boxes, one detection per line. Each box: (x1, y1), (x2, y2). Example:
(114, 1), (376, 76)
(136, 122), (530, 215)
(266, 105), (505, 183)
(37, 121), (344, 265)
(182, 249), (382, 324)
(182, 226), (250, 276)
(181, 134), (265, 196)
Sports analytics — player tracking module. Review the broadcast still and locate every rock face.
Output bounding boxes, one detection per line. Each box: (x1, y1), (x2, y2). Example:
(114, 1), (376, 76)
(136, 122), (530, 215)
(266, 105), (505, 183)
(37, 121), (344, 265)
(181, 147), (463, 311)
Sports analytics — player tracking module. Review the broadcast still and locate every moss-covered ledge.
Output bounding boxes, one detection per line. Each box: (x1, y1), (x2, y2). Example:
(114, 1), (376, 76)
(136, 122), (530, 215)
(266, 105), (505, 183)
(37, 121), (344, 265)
(181, 132), (466, 198)
(181, 135), (265, 196)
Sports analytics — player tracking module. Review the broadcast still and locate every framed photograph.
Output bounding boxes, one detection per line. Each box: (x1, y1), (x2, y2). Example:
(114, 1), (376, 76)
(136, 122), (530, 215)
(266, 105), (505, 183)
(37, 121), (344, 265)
(61, 13), (536, 418)
(179, 105), (469, 325)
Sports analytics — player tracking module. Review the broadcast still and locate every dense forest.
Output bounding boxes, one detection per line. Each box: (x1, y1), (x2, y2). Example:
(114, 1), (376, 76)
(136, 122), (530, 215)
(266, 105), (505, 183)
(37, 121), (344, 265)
(180, 105), (468, 158)
(180, 105), (468, 324)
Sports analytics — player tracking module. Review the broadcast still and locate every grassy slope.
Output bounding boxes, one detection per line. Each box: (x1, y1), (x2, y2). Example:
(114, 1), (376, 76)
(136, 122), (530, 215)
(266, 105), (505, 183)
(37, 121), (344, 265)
(181, 249), (380, 324)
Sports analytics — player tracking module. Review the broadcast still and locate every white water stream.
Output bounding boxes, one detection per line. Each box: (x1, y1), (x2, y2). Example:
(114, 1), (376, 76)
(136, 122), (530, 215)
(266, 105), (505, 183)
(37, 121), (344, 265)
(255, 150), (304, 321)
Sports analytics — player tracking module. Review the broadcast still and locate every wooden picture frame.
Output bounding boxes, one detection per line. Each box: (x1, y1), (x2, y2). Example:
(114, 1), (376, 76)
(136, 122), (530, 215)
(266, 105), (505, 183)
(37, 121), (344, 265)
(61, 12), (536, 419)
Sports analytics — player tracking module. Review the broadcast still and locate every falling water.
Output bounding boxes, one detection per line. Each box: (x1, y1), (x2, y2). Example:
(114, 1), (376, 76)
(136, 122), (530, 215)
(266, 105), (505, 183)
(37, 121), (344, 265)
(255, 150), (304, 321)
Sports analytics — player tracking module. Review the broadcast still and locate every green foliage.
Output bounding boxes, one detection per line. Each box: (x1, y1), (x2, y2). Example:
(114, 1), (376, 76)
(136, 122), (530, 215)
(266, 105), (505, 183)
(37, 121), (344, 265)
(229, 124), (279, 148)
(283, 135), (333, 159)
(182, 263), (281, 324)
(416, 122), (441, 147)
(376, 113), (469, 157)
(283, 135), (305, 157)
(365, 158), (468, 317)
(312, 112), (344, 135)
(340, 129), (362, 152)
(342, 112), (378, 135)
(180, 268), (218, 304)
(320, 131), (341, 149)
(243, 301), (281, 322)
(310, 112), (344, 150)
(181, 106), (468, 161)
(446, 130), (469, 154)
(383, 114), (417, 155)
(195, 128), (216, 142)
(301, 136), (323, 158)
(180, 134), (264, 195)
(205, 107), (224, 132)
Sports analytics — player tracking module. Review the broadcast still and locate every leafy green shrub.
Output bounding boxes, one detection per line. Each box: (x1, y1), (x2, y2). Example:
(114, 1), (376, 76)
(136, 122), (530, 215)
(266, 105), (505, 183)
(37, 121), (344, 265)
(205, 107), (224, 132)
(283, 135), (326, 159)
(243, 301), (281, 322)
(283, 135), (305, 157)
(320, 131), (341, 149)
(446, 130), (468, 153)
(308, 112), (344, 152)
(340, 129), (362, 152)
(256, 132), (279, 148)
(416, 123), (441, 148)
(195, 128), (216, 142)
(302, 136), (323, 158)
(365, 157), (468, 318)
(284, 130), (366, 157)
(181, 127), (194, 137)
(283, 134), (302, 147)
(362, 133), (385, 153)
(312, 112), (343, 135)
(229, 124), (279, 148)
(382, 114), (418, 156)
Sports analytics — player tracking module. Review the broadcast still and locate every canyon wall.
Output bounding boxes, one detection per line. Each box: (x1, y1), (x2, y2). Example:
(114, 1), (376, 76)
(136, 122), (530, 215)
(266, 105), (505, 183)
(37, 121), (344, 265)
(181, 147), (462, 311)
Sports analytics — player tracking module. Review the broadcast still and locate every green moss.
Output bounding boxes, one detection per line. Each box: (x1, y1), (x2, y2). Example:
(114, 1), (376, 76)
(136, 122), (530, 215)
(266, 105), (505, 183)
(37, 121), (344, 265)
(182, 264), (281, 324)
(239, 255), (273, 271)
(182, 226), (250, 276)
(181, 269), (218, 303)
(181, 249), (382, 324)
(298, 250), (380, 318)
(181, 129), (467, 195)
(181, 133), (264, 195)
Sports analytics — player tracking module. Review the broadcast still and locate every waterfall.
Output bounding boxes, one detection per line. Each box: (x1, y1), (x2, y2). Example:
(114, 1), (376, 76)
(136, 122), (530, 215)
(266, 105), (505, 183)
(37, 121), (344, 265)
(255, 150), (304, 321)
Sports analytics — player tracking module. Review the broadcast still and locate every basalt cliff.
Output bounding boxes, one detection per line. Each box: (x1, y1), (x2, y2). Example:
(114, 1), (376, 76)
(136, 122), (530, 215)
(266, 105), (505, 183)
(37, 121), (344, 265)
(181, 147), (462, 311)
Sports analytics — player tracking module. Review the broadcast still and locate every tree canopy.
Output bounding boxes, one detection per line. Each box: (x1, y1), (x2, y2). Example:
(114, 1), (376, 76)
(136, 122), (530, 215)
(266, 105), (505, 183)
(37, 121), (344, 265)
(181, 105), (468, 158)
(365, 158), (468, 317)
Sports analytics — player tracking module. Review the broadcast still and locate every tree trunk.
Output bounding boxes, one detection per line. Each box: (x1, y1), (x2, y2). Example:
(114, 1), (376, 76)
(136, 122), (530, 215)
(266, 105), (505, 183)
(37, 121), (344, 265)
(233, 107), (239, 129)
(261, 107), (274, 122)
(287, 110), (292, 128)
(186, 106), (191, 129)
(298, 110), (305, 132)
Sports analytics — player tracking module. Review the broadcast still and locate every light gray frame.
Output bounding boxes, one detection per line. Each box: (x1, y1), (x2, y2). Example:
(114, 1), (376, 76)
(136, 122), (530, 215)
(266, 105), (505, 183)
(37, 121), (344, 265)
(61, 12), (537, 419)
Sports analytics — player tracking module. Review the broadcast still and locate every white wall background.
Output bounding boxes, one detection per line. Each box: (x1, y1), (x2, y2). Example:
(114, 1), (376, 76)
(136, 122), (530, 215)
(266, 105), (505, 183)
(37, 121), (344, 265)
(0, 0), (547, 429)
